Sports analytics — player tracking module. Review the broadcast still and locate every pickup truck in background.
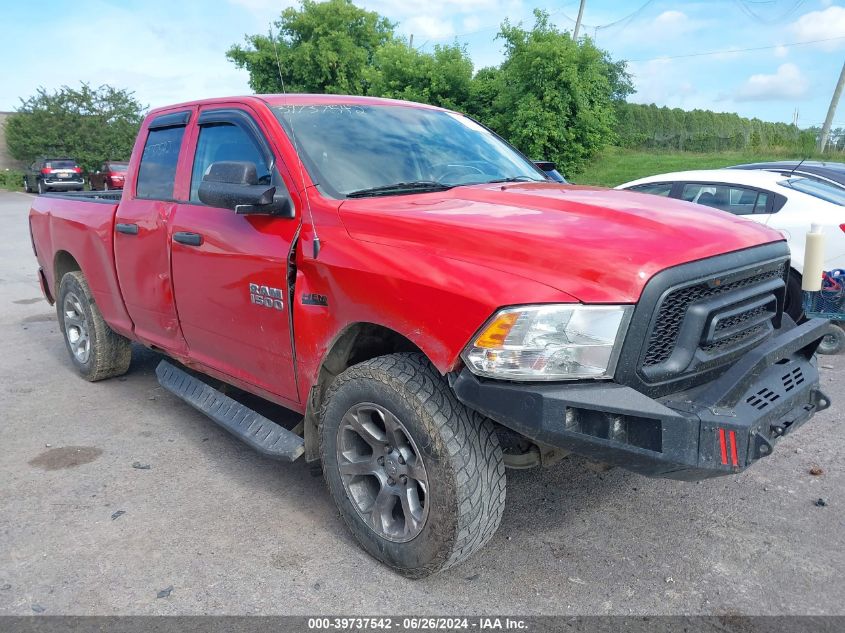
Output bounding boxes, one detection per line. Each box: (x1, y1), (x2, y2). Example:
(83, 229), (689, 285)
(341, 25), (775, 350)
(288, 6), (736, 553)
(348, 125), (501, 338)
(29, 95), (831, 578)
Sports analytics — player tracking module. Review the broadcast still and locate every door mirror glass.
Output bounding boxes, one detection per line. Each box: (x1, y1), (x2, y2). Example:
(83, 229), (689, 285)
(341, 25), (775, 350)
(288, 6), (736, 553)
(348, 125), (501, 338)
(198, 161), (292, 216)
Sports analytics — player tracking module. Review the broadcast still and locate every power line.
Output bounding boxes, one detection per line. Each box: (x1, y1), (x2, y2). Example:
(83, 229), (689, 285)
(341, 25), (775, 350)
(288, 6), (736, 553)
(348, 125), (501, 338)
(734, 0), (808, 25)
(628, 35), (845, 62)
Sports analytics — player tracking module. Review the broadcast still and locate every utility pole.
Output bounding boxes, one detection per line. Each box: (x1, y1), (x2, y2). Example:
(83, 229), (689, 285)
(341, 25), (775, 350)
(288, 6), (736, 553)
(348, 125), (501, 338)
(573, 0), (586, 40)
(409, 34), (414, 50)
(819, 61), (845, 153)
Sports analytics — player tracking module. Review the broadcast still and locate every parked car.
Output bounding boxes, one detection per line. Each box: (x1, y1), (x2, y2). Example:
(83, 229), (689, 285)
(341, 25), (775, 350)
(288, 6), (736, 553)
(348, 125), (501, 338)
(617, 169), (845, 321)
(28, 95), (831, 577)
(729, 160), (845, 189)
(88, 161), (129, 190)
(23, 158), (84, 194)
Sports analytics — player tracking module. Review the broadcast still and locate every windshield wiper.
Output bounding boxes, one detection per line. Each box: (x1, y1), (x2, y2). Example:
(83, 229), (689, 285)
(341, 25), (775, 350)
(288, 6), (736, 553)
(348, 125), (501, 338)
(481, 176), (546, 184)
(345, 181), (455, 198)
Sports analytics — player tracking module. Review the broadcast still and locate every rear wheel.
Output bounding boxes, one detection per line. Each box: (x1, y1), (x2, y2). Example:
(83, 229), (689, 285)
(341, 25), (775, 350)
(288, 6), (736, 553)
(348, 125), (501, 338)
(37, 180), (45, 195)
(57, 271), (132, 381)
(23, 177), (30, 193)
(103, 181), (110, 191)
(320, 353), (506, 578)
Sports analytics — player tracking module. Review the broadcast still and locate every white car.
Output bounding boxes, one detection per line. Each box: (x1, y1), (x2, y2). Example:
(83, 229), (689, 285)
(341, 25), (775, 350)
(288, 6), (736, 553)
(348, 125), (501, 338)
(617, 169), (845, 321)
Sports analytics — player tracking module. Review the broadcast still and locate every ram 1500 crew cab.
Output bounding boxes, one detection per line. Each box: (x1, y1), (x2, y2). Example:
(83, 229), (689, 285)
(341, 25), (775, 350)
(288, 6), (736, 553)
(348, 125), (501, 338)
(29, 95), (831, 577)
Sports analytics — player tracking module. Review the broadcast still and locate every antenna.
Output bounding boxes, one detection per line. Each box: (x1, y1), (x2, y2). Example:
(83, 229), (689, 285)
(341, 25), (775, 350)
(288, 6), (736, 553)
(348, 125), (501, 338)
(790, 157), (806, 178)
(270, 24), (321, 259)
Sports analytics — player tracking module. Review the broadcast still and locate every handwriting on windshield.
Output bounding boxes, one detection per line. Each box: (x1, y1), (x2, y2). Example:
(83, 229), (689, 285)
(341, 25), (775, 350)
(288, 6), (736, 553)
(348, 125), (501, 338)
(276, 104), (367, 115)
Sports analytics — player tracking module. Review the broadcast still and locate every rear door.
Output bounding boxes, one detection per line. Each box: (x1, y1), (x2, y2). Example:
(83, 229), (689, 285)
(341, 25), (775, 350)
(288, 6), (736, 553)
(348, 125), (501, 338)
(169, 105), (301, 403)
(114, 110), (194, 353)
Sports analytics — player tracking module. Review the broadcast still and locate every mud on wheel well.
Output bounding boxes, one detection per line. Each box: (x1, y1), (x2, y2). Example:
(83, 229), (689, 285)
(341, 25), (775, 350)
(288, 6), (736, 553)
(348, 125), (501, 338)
(302, 323), (425, 461)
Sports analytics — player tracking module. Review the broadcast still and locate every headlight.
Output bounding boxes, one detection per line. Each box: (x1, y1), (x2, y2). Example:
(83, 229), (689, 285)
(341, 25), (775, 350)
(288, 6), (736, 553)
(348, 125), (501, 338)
(461, 304), (632, 381)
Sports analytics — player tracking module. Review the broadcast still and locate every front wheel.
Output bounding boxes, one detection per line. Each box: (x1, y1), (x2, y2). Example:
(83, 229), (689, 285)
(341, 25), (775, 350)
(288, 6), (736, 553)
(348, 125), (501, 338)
(23, 177), (31, 193)
(320, 353), (506, 578)
(57, 271), (132, 381)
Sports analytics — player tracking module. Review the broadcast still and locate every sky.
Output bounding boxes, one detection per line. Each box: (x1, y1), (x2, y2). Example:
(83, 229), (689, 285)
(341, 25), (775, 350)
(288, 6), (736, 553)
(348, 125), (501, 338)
(2, 0), (844, 127)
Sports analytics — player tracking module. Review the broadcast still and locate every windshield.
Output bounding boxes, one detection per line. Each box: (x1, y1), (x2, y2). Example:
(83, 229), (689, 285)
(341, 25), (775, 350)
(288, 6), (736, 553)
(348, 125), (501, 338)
(272, 104), (546, 197)
(109, 163), (128, 172)
(781, 177), (845, 207)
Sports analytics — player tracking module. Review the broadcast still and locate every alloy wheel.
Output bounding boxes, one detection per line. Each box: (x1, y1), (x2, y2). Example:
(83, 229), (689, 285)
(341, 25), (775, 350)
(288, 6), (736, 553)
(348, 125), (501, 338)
(63, 292), (91, 364)
(336, 402), (429, 542)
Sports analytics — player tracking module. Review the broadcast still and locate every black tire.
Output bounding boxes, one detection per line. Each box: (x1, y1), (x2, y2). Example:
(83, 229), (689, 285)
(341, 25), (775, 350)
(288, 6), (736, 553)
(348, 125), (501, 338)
(818, 323), (845, 355)
(57, 271), (132, 381)
(23, 177), (31, 193)
(785, 269), (804, 322)
(37, 179), (45, 195)
(320, 353), (506, 578)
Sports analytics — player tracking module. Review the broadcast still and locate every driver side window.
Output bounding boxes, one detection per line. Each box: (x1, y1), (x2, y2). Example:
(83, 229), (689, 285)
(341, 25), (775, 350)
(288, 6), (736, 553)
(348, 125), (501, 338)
(190, 122), (271, 203)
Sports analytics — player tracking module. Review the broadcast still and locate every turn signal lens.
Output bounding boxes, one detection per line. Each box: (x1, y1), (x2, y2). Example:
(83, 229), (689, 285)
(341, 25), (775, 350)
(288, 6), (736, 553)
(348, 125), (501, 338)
(474, 312), (520, 348)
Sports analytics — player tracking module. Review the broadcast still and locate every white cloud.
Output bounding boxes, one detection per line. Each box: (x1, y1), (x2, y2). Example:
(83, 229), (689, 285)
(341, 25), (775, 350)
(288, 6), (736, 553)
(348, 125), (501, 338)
(735, 63), (809, 102)
(791, 5), (845, 50)
(405, 15), (455, 40)
(774, 44), (789, 58)
(627, 58), (698, 108)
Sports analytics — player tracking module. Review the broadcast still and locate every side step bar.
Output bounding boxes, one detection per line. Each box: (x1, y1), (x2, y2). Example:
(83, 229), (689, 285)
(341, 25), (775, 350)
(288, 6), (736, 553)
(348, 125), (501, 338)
(155, 360), (305, 461)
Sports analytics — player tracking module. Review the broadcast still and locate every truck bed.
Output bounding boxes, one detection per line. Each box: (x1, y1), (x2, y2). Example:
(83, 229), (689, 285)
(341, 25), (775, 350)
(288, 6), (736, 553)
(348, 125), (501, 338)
(42, 190), (123, 203)
(29, 190), (133, 337)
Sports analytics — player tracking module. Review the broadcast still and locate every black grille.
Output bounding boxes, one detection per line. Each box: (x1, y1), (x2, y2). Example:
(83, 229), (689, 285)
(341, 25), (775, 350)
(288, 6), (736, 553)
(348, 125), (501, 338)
(642, 264), (785, 367)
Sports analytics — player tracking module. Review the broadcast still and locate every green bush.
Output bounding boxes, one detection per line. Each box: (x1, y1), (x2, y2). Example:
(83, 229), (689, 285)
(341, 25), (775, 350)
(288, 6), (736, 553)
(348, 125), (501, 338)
(0, 169), (24, 191)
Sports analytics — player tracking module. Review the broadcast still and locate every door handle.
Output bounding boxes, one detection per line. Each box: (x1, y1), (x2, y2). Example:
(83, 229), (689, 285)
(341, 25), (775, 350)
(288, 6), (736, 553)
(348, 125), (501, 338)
(115, 223), (138, 235)
(173, 231), (203, 246)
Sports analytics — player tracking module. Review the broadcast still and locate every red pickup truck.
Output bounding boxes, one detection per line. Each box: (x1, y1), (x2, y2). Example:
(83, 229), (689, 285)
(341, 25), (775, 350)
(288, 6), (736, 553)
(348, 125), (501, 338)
(29, 94), (831, 577)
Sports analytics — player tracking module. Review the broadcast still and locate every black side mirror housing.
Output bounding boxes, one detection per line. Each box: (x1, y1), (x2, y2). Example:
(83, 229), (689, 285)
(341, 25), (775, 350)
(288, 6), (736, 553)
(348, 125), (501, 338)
(534, 160), (567, 184)
(198, 161), (293, 217)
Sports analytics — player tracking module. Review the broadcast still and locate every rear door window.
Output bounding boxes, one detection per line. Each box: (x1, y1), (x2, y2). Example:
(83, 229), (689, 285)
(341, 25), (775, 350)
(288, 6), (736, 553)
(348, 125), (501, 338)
(628, 182), (673, 196)
(136, 126), (186, 200)
(680, 183), (769, 215)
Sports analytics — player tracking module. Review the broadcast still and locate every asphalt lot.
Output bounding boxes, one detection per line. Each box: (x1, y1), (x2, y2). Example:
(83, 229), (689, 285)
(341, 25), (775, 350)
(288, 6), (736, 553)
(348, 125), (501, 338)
(0, 189), (843, 616)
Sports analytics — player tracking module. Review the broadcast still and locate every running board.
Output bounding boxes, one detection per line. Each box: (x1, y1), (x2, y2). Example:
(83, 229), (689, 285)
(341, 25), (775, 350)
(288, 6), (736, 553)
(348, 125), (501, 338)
(155, 360), (305, 461)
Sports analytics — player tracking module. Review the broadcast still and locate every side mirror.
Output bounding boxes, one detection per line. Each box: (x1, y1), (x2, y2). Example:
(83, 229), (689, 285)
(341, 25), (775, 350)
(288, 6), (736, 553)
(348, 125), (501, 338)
(198, 161), (293, 217)
(534, 160), (567, 184)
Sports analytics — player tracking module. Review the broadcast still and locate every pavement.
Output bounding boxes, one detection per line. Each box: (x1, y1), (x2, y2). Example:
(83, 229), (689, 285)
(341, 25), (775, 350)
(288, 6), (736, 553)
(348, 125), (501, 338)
(0, 189), (842, 616)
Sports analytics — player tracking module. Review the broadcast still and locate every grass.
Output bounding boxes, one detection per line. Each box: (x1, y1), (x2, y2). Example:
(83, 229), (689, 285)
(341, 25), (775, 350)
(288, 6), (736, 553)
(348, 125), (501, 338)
(570, 147), (830, 188)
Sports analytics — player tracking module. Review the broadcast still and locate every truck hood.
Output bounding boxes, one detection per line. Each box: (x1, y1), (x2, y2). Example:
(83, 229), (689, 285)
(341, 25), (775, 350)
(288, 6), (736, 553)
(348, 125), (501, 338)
(337, 183), (784, 303)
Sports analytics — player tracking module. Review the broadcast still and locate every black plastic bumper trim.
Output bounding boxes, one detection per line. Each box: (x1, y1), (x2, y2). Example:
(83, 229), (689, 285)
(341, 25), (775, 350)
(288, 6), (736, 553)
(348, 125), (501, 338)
(452, 319), (830, 481)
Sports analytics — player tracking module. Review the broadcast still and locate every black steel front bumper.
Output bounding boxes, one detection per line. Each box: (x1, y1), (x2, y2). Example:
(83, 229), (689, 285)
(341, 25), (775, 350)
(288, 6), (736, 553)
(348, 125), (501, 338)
(452, 318), (831, 480)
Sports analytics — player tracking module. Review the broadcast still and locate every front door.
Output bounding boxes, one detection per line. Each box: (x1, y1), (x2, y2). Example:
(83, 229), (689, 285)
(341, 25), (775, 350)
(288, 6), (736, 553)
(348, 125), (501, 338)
(169, 106), (300, 403)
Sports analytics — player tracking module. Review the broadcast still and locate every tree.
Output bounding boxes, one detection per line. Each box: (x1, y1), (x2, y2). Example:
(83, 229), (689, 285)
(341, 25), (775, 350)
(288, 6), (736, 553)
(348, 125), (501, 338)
(366, 42), (474, 110)
(226, 0), (395, 95)
(476, 10), (633, 175)
(6, 83), (145, 172)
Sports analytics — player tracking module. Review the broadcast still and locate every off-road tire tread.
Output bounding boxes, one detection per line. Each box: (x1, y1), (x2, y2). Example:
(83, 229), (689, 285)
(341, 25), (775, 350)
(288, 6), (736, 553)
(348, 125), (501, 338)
(58, 271), (132, 381)
(320, 352), (506, 576)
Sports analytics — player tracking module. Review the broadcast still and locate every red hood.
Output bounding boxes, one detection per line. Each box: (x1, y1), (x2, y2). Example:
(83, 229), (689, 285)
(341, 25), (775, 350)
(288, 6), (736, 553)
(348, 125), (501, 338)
(338, 183), (784, 303)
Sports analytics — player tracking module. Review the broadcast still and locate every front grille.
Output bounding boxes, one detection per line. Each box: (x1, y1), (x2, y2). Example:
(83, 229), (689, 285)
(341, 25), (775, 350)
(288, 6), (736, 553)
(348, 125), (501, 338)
(642, 264), (785, 367)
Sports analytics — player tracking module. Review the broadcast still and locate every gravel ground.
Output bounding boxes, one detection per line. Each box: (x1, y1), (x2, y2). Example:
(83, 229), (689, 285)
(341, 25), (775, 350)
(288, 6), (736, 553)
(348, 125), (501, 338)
(0, 190), (842, 616)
